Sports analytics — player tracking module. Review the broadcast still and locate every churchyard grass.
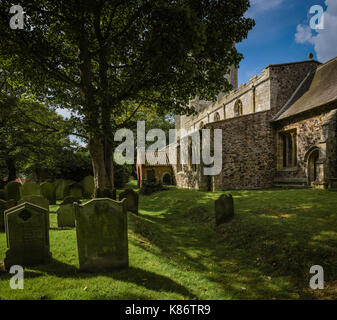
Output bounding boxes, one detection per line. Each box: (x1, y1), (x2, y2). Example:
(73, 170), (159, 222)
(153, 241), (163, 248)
(0, 184), (336, 300)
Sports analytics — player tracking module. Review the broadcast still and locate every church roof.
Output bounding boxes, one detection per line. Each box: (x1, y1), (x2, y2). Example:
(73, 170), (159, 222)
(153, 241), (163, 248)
(272, 56), (337, 121)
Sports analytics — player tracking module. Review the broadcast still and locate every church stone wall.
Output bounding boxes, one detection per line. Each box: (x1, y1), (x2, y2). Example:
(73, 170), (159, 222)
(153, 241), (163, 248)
(274, 107), (337, 187)
(209, 111), (276, 190)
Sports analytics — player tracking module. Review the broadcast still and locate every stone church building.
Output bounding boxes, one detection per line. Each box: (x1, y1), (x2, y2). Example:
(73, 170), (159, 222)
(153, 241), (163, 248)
(171, 56), (337, 191)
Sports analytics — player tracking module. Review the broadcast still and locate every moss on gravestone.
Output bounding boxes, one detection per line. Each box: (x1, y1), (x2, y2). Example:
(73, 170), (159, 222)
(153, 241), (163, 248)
(40, 182), (56, 205)
(5, 181), (21, 204)
(54, 179), (74, 200)
(119, 189), (139, 215)
(81, 176), (94, 199)
(74, 198), (128, 272)
(20, 182), (41, 198)
(57, 204), (76, 228)
(4, 202), (51, 269)
(18, 195), (49, 212)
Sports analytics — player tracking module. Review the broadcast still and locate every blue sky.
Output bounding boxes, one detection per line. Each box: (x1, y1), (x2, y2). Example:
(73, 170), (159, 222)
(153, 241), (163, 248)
(237, 0), (337, 85)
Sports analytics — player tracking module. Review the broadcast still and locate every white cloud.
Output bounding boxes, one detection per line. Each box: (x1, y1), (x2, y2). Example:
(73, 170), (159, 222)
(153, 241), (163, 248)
(295, 0), (337, 62)
(295, 25), (314, 44)
(248, 0), (284, 17)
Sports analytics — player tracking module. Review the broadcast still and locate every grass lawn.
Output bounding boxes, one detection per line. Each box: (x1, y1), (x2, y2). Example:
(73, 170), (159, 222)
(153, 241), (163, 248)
(0, 183), (337, 300)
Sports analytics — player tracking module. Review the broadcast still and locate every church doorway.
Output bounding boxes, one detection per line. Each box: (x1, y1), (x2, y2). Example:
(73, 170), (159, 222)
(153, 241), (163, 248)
(308, 149), (319, 186)
(162, 173), (172, 185)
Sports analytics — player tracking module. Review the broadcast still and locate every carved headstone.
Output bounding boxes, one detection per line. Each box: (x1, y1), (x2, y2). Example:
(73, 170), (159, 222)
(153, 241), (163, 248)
(4, 181), (21, 204)
(119, 189), (139, 215)
(215, 194), (234, 226)
(57, 204), (76, 228)
(74, 198), (128, 272)
(20, 182), (41, 197)
(40, 182), (56, 205)
(4, 202), (51, 269)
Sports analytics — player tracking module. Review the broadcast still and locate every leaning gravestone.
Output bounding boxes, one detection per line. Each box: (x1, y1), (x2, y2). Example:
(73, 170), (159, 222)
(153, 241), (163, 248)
(81, 176), (94, 199)
(119, 189), (139, 215)
(214, 194), (234, 226)
(40, 182), (56, 205)
(5, 181), (21, 204)
(57, 204), (75, 228)
(4, 202), (51, 269)
(20, 182), (41, 198)
(74, 198), (128, 272)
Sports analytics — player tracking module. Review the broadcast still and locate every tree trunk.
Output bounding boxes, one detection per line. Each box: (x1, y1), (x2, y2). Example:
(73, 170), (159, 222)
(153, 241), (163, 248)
(6, 156), (16, 182)
(88, 136), (115, 199)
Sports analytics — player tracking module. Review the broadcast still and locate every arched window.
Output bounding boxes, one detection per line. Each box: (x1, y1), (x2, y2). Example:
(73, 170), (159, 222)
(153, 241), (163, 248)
(214, 112), (220, 122)
(234, 99), (243, 117)
(199, 121), (205, 129)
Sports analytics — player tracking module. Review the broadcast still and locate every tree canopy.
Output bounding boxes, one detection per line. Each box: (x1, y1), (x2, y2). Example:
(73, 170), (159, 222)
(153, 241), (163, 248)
(0, 1), (254, 194)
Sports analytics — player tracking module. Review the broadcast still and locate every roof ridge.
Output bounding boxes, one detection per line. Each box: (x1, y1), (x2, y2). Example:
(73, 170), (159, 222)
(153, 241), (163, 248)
(317, 55), (337, 70)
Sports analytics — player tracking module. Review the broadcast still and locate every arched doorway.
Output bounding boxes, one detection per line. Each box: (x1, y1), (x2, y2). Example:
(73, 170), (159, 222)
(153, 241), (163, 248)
(162, 173), (172, 185)
(308, 149), (319, 186)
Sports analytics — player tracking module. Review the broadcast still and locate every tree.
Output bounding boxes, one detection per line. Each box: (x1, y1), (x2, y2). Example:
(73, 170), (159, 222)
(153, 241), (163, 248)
(0, 1), (254, 196)
(0, 95), (72, 182)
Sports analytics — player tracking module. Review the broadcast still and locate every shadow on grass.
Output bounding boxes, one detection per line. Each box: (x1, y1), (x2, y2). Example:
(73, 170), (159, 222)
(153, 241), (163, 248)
(128, 187), (337, 299)
(29, 259), (195, 298)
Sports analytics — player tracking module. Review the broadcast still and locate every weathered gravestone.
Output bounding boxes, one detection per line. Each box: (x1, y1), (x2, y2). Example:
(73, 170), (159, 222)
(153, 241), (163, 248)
(81, 176), (94, 199)
(61, 196), (80, 205)
(18, 196), (50, 229)
(57, 204), (76, 228)
(54, 179), (74, 200)
(214, 194), (234, 226)
(119, 189), (139, 215)
(65, 183), (83, 200)
(20, 182), (41, 197)
(5, 181), (21, 204)
(74, 198), (128, 272)
(40, 182), (56, 205)
(18, 195), (49, 211)
(4, 202), (51, 269)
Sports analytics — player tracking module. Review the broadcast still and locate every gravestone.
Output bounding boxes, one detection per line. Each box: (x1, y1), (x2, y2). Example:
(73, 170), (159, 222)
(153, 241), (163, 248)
(40, 182), (56, 205)
(74, 198), (128, 272)
(55, 179), (74, 200)
(0, 200), (16, 231)
(61, 196), (80, 205)
(4, 202), (51, 269)
(65, 183), (83, 200)
(5, 181), (21, 204)
(119, 189), (139, 215)
(20, 182), (41, 197)
(81, 176), (94, 199)
(214, 194), (234, 226)
(57, 204), (75, 228)
(18, 195), (49, 211)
